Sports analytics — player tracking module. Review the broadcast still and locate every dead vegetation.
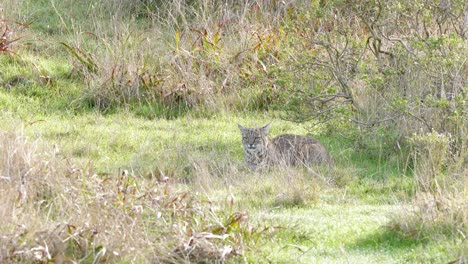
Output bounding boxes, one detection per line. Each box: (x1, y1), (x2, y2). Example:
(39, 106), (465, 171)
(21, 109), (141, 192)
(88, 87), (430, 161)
(0, 130), (267, 263)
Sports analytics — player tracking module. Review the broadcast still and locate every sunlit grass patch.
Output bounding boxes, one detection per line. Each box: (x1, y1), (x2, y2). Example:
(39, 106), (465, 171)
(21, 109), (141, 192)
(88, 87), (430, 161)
(252, 205), (398, 263)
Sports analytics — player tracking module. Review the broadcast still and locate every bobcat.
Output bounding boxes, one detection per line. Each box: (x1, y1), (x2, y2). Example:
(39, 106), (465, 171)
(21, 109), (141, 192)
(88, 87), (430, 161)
(238, 123), (332, 170)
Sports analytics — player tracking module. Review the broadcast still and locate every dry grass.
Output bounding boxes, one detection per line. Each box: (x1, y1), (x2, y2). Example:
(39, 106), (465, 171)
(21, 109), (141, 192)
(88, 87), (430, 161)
(0, 0), (299, 113)
(229, 166), (326, 209)
(388, 131), (467, 263)
(41, 0), (296, 112)
(389, 190), (467, 238)
(388, 188), (467, 264)
(150, 143), (327, 210)
(0, 129), (265, 263)
(0, 19), (29, 55)
(408, 131), (452, 192)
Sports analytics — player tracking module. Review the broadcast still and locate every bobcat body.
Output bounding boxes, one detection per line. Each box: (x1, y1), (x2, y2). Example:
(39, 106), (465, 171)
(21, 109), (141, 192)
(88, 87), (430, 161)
(238, 124), (332, 170)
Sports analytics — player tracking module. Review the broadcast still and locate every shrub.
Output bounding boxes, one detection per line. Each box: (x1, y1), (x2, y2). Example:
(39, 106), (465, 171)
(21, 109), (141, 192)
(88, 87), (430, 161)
(282, 0), (467, 158)
(408, 131), (451, 192)
(388, 130), (467, 262)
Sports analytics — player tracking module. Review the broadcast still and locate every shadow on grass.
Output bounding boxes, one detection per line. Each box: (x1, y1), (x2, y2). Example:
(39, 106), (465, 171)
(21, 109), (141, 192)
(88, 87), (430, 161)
(316, 135), (416, 202)
(347, 227), (423, 254)
(348, 226), (466, 263)
(316, 134), (410, 179)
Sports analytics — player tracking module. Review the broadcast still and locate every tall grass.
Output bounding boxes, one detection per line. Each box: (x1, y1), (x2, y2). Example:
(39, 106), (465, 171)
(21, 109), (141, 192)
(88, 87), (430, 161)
(0, 129), (265, 262)
(2, 0), (300, 114)
(388, 130), (467, 263)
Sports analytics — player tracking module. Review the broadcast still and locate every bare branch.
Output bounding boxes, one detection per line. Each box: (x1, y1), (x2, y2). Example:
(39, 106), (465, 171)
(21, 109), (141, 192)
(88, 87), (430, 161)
(349, 113), (402, 128)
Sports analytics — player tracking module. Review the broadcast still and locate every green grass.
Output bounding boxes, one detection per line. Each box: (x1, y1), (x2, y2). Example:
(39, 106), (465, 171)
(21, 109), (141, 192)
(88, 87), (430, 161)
(0, 108), (462, 262)
(0, 0), (466, 262)
(246, 204), (463, 263)
(0, 110), (314, 172)
(253, 205), (401, 263)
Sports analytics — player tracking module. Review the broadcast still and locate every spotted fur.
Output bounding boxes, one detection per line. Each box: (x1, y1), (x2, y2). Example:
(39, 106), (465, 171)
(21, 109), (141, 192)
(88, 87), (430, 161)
(238, 124), (332, 170)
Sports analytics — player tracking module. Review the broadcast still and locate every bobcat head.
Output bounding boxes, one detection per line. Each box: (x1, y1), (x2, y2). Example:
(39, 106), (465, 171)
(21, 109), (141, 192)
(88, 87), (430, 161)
(238, 123), (271, 170)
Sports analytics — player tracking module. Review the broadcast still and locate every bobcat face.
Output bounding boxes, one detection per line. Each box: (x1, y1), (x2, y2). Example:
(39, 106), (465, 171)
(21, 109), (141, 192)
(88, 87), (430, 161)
(238, 124), (270, 169)
(238, 124), (269, 152)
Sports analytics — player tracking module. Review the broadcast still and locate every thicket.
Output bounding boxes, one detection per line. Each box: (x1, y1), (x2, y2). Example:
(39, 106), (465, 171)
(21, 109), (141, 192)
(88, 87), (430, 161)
(282, 2), (466, 257)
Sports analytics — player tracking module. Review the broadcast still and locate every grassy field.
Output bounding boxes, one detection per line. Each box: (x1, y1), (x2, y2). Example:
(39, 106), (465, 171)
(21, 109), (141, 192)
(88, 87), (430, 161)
(1, 0), (466, 263)
(1, 108), (464, 263)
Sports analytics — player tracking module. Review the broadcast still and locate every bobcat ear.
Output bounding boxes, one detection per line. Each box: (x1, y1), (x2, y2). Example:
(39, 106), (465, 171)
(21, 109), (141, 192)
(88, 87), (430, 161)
(262, 123), (271, 134)
(238, 124), (245, 132)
